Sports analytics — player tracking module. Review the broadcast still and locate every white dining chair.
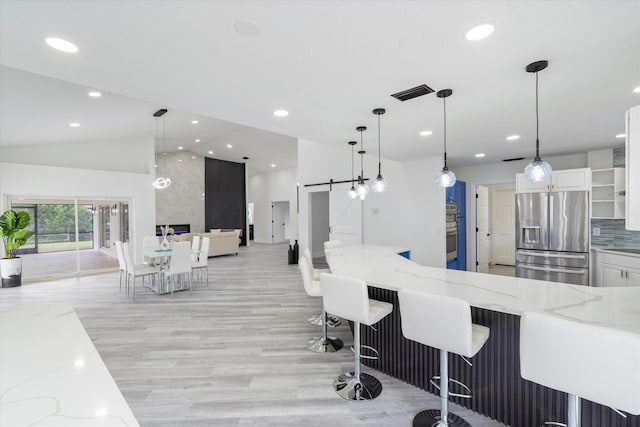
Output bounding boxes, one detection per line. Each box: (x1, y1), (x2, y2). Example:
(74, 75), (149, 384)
(162, 241), (193, 295)
(192, 237), (210, 286)
(123, 242), (158, 301)
(191, 235), (201, 262)
(114, 240), (127, 293)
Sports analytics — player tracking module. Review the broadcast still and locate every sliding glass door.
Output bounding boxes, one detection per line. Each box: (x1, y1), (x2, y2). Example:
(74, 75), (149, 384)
(10, 198), (128, 282)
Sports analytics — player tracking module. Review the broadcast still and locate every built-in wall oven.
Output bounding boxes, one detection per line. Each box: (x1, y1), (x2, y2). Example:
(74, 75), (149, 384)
(446, 204), (457, 262)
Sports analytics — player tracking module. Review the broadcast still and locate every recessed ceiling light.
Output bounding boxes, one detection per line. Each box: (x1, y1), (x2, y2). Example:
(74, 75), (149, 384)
(273, 110), (289, 117)
(475, 153), (486, 158)
(192, 156), (196, 159)
(227, 144), (233, 148)
(69, 122), (80, 127)
(178, 159), (183, 162)
(419, 130), (433, 136)
(616, 133), (626, 138)
(506, 134), (520, 141)
(633, 86), (640, 93)
(178, 146), (183, 150)
(195, 139), (200, 142)
(154, 164), (158, 168)
(88, 91), (102, 98)
(45, 37), (78, 53)
(271, 163), (276, 168)
(465, 24), (494, 41)
(234, 20), (259, 37)
(208, 150), (214, 155)
(191, 120), (199, 124)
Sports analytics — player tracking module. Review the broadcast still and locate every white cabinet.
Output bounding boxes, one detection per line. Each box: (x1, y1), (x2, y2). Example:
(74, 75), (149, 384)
(591, 168), (625, 219)
(626, 105), (640, 230)
(595, 250), (640, 287)
(516, 168), (591, 193)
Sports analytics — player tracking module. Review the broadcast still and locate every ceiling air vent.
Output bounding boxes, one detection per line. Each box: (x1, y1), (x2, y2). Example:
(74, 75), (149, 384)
(391, 84), (435, 102)
(502, 157), (525, 162)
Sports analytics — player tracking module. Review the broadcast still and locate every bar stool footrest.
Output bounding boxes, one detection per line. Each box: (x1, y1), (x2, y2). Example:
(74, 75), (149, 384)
(333, 372), (382, 401)
(308, 313), (342, 327)
(413, 409), (471, 427)
(429, 376), (472, 399)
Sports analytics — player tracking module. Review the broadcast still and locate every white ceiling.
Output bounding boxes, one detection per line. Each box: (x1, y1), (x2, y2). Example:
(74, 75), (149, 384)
(0, 0), (639, 168)
(0, 66), (297, 174)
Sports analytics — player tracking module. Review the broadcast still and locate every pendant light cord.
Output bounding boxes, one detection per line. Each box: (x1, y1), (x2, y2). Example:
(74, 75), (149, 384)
(535, 71), (540, 160)
(443, 96), (448, 168)
(359, 130), (364, 182)
(163, 115), (167, 173)
(377, 113), (382, 175)
(351, 143), (355, 184)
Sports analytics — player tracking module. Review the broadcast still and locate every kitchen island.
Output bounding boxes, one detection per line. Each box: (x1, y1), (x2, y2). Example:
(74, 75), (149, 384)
(0, 304), (139, 427)
(325, 244), (640, 427)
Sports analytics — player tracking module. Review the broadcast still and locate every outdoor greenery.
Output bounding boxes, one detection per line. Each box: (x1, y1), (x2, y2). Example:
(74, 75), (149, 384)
(0, 210), (35, 258)
(13, 204), (95, 252)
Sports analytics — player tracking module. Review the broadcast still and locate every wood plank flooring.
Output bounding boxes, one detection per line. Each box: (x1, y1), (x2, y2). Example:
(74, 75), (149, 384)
(0, 243), (507, 427)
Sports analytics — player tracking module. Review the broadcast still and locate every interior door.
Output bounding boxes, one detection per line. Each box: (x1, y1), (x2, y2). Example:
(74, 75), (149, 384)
(476, 185), (490, 273)
(271, 202), (286, 243)
(491, 186), (516, 265)
(329, 186), (362, 246)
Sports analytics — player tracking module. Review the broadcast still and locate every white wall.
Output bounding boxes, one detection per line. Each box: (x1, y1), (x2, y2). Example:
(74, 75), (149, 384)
(298, 138), (445, 267)
(455, 153), (588, 185)
(0, 138), (151, 173)
(248, 168), (298, 244)
(0, 137), (156, 263)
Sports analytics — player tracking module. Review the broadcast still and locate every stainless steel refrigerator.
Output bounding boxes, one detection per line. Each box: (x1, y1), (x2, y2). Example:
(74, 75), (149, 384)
(515, 191), (590, 286)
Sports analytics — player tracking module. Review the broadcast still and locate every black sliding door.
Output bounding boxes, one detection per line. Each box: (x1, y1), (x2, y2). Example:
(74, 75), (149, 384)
(204, 158), (247, 246)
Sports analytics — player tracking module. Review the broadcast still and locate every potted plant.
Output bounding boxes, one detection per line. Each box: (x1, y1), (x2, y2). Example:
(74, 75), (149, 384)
(0, 210), (35, 288)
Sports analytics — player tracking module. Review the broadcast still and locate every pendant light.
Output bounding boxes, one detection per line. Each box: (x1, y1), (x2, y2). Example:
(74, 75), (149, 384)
(356, 126), (369, 200)
(152, 109), (172, 189)
(371, 108), (388, 192)
(435, 89), (456, 187)
(348, 141), (358, 199)
(523, 60), (552, 182)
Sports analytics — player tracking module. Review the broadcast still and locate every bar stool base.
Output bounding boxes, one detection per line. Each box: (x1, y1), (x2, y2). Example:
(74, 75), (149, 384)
(333, 372), (383, 400)
(307, 336), (343, 353)
(412, 410), (471, 427)
(308, 313), (342, 327)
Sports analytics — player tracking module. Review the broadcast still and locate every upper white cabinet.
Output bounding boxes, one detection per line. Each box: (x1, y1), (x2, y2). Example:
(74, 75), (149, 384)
(516, 168), (591, 193)
(626, 105), (640, 230)
(591, 168), (625, 219)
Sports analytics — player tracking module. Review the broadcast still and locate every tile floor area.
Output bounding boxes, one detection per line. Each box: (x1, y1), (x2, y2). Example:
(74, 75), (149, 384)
(0, 243), (507, 427)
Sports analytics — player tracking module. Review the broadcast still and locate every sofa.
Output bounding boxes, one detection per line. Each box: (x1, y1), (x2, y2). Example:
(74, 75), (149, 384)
(170, 229), (241, 257)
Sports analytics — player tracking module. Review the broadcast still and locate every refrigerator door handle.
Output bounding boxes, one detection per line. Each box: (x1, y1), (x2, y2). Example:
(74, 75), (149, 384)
(517, 251), (587, 260)
(519, 265), (587, 275)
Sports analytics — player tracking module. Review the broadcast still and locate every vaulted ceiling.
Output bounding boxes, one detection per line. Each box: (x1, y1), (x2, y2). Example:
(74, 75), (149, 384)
(1, 0), (638, 168)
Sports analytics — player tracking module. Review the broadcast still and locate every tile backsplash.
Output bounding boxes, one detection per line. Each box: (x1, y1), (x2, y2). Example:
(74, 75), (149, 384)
(591, 218), (640, 248)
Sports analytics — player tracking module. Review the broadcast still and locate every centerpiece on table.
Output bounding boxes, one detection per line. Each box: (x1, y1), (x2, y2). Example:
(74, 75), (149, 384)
(160, 225), (174, 250)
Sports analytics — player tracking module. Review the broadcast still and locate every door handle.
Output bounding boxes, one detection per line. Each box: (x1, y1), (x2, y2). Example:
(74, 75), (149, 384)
(626, 270), (629, 279)
(519, 265), (586, 275)
(621, 270), (625, 278)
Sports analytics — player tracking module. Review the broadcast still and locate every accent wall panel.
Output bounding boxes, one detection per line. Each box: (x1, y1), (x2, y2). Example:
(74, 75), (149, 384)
(204, 158), (247, 245)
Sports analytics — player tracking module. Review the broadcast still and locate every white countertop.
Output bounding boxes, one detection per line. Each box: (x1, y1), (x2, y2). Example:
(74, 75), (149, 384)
(0, 304), (139, 427)
(591, 246), (640, 258)
(325, 245), (640, 334)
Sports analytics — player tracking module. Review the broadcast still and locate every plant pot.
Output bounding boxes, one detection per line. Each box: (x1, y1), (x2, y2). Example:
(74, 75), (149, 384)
(1, 257), (22, 288)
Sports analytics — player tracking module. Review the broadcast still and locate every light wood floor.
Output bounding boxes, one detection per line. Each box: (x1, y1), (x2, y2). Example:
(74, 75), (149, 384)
(0, 243), (507, 427)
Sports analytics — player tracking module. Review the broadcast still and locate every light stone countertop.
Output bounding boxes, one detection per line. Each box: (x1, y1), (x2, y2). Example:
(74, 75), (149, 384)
(591, 246), (640, 259)
(0, 304), (139, 427)
(325, 244), (640, 334)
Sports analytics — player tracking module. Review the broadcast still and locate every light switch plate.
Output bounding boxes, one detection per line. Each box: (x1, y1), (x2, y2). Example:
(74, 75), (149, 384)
(372, 208), (379, 215)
